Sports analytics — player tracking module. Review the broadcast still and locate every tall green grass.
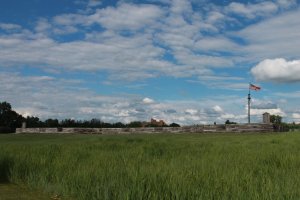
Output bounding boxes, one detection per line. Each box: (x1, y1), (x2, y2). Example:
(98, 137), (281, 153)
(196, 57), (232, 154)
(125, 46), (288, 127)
(1, 133), (300, 199)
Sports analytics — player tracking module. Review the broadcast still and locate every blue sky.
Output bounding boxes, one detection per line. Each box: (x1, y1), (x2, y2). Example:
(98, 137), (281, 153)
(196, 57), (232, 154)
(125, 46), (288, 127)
(0, 0), (300, 125)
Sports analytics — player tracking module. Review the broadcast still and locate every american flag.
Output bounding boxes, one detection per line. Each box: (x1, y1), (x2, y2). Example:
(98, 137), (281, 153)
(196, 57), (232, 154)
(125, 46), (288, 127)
(249, 83), (261, 91)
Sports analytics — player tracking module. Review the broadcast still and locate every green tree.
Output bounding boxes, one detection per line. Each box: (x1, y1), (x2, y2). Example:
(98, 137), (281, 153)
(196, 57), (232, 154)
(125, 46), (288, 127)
(25, 116), (42, 127)
(45, 118), (59, 127)
(0, 101), (24, 132)
(270, 115), (282, 124)
(127, 121), (143, 128)
(270, 115), (289, 132)
(225, 120), (237, 125)
(113, 122), (126, 128)
(169, 123), (180, 127)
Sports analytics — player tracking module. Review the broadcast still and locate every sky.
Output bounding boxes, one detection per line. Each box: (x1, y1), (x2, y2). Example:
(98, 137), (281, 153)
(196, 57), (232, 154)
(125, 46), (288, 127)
(0, 0), (300, 125)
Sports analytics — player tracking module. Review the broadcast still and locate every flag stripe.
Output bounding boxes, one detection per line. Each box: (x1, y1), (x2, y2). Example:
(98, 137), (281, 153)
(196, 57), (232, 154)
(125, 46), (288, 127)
(249, 84), (261, 91)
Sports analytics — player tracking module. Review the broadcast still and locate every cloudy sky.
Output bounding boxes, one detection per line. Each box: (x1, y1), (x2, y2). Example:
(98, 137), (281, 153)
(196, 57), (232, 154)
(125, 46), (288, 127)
(0, 0), (300, 125)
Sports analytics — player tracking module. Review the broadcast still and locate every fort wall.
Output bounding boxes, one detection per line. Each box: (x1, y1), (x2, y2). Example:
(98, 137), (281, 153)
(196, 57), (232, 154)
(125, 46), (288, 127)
(16, 123), (274, 134)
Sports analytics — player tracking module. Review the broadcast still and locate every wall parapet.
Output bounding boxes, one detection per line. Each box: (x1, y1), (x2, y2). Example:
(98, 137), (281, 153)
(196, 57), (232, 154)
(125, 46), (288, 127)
(16, 123), (274, 134)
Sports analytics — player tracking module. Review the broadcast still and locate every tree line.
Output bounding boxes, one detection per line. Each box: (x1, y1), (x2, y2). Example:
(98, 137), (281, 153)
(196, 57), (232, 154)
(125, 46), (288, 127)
(0, 101), (180, 133)
(24, 117), (180, 128)
(2, 101), (299, 133)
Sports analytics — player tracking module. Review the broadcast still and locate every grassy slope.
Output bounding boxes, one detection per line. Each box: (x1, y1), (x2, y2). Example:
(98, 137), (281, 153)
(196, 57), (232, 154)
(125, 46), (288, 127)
(1, 133), (300, 199)
(0, 183), (51, 200)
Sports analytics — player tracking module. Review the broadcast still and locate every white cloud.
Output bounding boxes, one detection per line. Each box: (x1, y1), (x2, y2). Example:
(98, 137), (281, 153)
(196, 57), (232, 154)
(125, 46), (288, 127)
(53, 13), (89, 26)
(251, 101), (278, 109)
(275, 91), (300, 98)
(0, 1), (243, 82)
(0, 32), (175, 81)
(185, 109), (198, 115)
(0, 23), (22, 31)
(89, 3), (165, 31)
(35, 18), (52, 33)
(206, 11), (226, 24)
(220, 113), (235, 119)
(191, 79), (248, 91)
(53, 26), (78, 35)
(248, 99), (285, 117)
(237, 8), (300, 61)
(143, 97), (155, 104)
(292, 113), (300, 123)
(0, 72), (258, 125)
(251, 58), (300, 83)
(173, 49), (234, 68)
(213, 105), (223, 113)
(276, 0), (297, 8)
(194, 36), (238, 52)
(170, 0), (193, 15)
(87, 0), (102, 7)
(226, 1), (278, 19)
(251, 108), (286, 116)
(0, 5), (236, 82)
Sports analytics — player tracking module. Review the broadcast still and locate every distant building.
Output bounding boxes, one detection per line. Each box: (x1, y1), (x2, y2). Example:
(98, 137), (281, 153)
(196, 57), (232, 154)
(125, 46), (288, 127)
(142, 118), (167, 127)
(150, 118), (167, 126)
(263, 112), (271, 124)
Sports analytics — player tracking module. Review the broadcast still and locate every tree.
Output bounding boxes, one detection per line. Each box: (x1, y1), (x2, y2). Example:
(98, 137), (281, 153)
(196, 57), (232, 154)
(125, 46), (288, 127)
(45, 118), (59, 127)
(113, 122), (126, 128)
(270, 115), (289, 132)
(90, 118), (101, 128)
(61, 119), (76, 127)
(270, 115), (282, 124)
(0, 101), (24, 132)
(225, 120), (237, 125)
(25, 116), (42, 128)
(169, 123), (180, 127)
(127, 121), (143, 128)
(0, 102), (12, 115)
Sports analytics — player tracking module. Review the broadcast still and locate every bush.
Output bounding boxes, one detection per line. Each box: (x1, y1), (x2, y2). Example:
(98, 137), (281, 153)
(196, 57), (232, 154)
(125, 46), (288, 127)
(169, 123), (180, 127)
(273, 123), (289, 132)
(270, 115), (289, 132)
(0, 127), (13, 134)
(225, 120), (237, 125)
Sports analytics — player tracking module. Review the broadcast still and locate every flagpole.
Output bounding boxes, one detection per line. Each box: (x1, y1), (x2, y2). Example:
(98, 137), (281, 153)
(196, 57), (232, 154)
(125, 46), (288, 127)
(248, 83), (261, 124)
(248, 84), (251, 124)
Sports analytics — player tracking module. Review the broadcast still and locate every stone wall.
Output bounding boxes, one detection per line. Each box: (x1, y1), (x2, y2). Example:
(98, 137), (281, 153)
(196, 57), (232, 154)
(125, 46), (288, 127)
(16, 123), (274, 134)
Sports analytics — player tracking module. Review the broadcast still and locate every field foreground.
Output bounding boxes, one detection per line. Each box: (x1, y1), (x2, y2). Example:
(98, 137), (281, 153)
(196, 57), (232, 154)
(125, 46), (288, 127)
(0, 183), (51, 200)
(1, 132), (300, 199)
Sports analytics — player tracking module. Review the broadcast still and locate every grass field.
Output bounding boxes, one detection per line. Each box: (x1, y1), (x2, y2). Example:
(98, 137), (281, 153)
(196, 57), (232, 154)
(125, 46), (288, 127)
(1, 132), (300, 199)
(0, 183), (51, 200)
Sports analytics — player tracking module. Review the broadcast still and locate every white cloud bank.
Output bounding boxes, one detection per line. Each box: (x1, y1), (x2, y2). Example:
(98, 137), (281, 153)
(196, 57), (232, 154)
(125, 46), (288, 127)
(292, 113), (300, 123)
(251, 58), (300, 83)
(237, 7), (300, 61)
(0, 1), (299, 83)
(1, 0), (300, 123)
(0, 72), (251, 125)
(251, 108), (286, 117)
